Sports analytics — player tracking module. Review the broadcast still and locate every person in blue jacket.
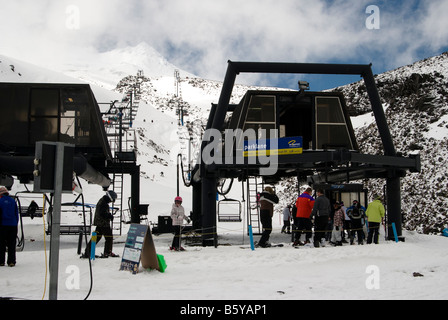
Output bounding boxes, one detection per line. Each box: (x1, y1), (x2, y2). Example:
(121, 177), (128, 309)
(346, 200), (367, 245)
(0, 186), (19, 267)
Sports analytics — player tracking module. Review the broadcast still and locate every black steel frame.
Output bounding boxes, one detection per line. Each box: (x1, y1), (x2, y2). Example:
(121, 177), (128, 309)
(198, 61), (421, 246)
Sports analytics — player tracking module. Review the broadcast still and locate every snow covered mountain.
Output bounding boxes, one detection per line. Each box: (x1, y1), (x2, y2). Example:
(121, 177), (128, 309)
(51, 42), (196, 91)
(1, 43), (448, 235)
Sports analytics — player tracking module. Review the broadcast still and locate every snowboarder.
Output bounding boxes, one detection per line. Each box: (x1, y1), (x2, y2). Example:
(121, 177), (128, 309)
(0, 186), (19, 267)
(170, 196), (190, 251)
(82, 190), (119, 258)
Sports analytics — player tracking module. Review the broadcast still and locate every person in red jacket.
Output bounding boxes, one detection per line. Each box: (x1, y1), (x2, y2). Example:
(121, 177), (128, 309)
(293, 187), (315, 246)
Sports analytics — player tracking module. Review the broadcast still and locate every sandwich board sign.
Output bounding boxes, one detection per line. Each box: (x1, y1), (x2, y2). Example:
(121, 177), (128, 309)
(120, 224), (165, 274)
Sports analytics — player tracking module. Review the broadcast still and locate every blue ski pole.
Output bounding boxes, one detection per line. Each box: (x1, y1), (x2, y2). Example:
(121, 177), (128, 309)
(90, 232), (97, 260)
(249, 225), (255, 251)
(391, 223), (399, 243)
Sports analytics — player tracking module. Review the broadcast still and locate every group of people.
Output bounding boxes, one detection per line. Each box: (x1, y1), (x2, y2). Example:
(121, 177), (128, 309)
(247, 185), (387, 248)
(281, 187), (386, 248)
(1, 182), (388, 266)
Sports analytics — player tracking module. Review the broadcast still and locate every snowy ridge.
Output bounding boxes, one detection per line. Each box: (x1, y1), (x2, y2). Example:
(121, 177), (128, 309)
(0, 54), (84, 83)
(57, 42), (196, 91)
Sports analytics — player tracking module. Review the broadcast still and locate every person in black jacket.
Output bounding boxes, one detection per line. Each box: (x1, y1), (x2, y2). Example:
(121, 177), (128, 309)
(257, 187), (279, 248)
(311, 189), (331, 248)
(82, 191), (118, 258)
(346, 200), (366, 245)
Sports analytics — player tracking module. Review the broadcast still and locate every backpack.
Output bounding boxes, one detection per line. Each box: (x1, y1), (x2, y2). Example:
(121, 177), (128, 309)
(351, 206), (361, 218)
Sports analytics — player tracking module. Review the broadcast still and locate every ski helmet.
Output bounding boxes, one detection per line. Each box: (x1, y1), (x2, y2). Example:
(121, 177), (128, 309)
(106, 190), (117, 202)
(175, 196), (183, 202)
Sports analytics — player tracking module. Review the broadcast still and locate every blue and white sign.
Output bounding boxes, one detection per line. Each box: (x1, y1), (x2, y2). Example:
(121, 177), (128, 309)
(244, 136), (303, 157)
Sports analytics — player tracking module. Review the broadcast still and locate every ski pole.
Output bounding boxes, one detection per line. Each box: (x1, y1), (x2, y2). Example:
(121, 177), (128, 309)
(90, 232), (97, 260)
(391, 223), (399, 243)
(249, 225), (255, 251)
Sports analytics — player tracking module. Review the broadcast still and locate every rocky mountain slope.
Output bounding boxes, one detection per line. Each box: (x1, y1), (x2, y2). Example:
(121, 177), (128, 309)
(335, 53), (448, 234)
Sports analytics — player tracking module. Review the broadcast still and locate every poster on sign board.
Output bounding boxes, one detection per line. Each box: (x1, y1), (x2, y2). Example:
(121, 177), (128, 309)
(120, 224), (160, 274)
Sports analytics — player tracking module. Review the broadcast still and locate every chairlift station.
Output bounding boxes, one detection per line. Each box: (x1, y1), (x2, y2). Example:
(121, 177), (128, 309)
(0, 61), (421, 249)
(191, 61), (420, 246)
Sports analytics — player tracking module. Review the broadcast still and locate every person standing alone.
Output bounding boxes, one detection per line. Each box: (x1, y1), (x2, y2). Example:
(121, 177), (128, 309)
(82, 190), (118, 258)
(365, 194), (385, 244)
(170, 196), (190, 251)
(257, 187), (279, 248)
(0, 186), (19, 267)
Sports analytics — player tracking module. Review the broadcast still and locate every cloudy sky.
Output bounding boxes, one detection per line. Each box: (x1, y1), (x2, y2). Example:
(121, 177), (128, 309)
(1, 0), (448, 90)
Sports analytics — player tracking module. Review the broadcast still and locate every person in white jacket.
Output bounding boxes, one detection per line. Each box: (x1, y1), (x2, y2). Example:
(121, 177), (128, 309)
(170, 196), (190, 251)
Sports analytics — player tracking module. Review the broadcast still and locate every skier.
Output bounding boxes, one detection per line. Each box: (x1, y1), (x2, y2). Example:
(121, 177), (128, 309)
(257, 187), (279, 248)
(365, 194), (385, 244)
(330, 201), (344, 246)
(82, 190), (118, 258)
(281, 205), (292, 234)
(346, 200), (366, 245)
(293, 187), (314, 246)
(0, 186), (19, 267)
(170, 196), (190, 251)
(311, 189), (331, 247)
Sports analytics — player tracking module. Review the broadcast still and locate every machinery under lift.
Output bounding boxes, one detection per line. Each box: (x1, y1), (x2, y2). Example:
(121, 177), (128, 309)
(189, 61), (420, 246)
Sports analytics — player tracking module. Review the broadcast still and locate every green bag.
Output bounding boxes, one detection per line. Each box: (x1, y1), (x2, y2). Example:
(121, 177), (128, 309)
(157, 254), (167, 273)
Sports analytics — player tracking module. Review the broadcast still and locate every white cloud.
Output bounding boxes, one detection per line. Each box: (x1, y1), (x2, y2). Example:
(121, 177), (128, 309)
(0, 0), (447, 88)
(421, 0), (448, 51)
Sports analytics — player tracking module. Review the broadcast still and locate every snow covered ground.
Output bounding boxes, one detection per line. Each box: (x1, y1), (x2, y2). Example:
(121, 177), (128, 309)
(2, 207), (448, 301)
